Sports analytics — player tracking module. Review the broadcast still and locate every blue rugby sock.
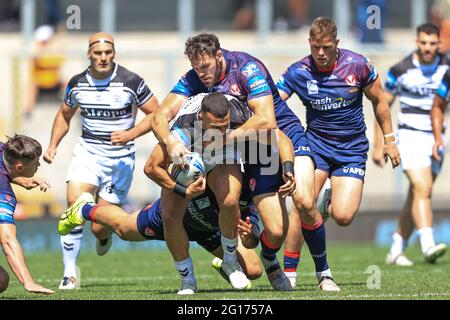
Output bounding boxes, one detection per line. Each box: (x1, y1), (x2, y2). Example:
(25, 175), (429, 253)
(302, 217), (329, 273)
(81, 203), (95, 221)
(260, 230), (281, 270)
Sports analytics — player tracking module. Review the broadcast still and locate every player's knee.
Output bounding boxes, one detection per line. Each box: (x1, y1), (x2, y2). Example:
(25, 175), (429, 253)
(292, 193), (315, 215)
(0, 266), (9, 294)
(246, 263), (263, 280)
(334, 214), (355, 227)
(263, 227), (285, 247)
(412, 184), (433, 198)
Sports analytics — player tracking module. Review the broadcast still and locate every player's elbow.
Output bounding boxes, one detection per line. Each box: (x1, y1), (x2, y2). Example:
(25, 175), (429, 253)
(143, 159), (153, 179)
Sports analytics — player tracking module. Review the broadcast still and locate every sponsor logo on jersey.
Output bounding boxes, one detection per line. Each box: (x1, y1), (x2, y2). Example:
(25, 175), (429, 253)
(0, 207), (13, 216)
(81, 106), (132, 118)
(242, 63), (259, 78)
(195, 197), (211, 210)
(309, 96), (357, 110)
(307, 80), (319, 94)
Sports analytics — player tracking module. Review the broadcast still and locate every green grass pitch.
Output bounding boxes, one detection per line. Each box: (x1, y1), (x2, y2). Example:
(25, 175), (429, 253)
(1, 243), (449, 300)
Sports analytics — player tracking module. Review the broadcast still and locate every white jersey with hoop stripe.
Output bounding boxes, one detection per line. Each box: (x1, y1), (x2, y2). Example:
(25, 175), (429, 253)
(64, 63), (153, 157)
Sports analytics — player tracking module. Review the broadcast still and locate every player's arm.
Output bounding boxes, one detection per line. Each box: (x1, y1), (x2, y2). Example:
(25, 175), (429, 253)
(43, 101), (77, 164)
(151, 93), (189, 165)
(144, 143), (205, 199)
(229, 95), (277, 141)
(372, 67), (399, 167)
(431, 71), (450, 161)
(431, 95), (447, 161)
(111, 95), (160, 145)
(0, 223), (54, 294)
(277, 129), (296, 198)
(372, 91), (397, 167)
(363, 77), (401, 169)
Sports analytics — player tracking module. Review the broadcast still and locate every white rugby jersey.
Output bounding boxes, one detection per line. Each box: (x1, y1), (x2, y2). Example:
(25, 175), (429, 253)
(64, 64), (153, 157)
(385, 53), (449, 132)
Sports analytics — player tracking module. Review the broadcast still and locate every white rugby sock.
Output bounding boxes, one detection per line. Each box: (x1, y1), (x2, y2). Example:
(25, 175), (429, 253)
(60, 226), (83, 278)
(221, 236), (238, 263)
(418, 228), (436, 254)
(175, 257), (196, 284)
(390, 232), (408, 257)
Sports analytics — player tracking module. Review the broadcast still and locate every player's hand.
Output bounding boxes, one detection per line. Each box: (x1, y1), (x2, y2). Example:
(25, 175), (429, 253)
(13, 176), (51, 191)
(237, 217), (258, 249)
(185, 176), (206, 199)
(383, 143), (401, 169)
(237, 217), (252, 240)
(111, 130), (134, 146)
(372, 145), (385, 167)
(43, 147), (57, 164)
(167, 138), (190, 169)
(432, 139), (445, 161)
(24, 281), (54, 295)
(279, 171), (296, 198)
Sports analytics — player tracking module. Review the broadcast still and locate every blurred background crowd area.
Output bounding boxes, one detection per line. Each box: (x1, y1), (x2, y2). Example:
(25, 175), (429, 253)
(0, 0), (449, 245)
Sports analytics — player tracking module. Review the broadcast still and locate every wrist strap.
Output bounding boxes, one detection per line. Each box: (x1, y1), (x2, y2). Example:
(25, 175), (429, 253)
(173, 183), (187, 198)
(383, 132), (396, 144)
(282, 160), (294, 176)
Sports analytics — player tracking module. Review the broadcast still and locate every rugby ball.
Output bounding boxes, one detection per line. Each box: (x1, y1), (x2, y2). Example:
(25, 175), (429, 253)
(169, 152), (205, 187)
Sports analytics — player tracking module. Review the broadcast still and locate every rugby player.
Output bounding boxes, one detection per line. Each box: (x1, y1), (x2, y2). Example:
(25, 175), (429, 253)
(278, 17), (400, 289)
(373, 23), (448, 266)
(151, 93), (295, 292)
(0, 134), (53, 294)
(43, 32), (160, 289)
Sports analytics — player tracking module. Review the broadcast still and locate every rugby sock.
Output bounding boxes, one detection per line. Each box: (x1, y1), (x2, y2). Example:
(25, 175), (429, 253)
(221, 236), (238, 263)
(302, 216), (332, 279)
(283, 250), (300, 273)
(175, 257), (196, 284)
(418, 228), (436, 254)
(260, 230), (281, 269)
(60, 227), (83, 278)
(390, 232), (408, 257)
(81, 203), (100, 222)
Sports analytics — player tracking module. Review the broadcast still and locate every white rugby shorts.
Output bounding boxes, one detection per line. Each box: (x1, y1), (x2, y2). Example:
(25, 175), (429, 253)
(397, 129), (445, 175)
(66, 143), (135, 204)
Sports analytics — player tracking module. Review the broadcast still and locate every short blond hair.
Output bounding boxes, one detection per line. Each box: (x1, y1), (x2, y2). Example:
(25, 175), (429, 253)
(309, 17), (337, 40)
